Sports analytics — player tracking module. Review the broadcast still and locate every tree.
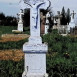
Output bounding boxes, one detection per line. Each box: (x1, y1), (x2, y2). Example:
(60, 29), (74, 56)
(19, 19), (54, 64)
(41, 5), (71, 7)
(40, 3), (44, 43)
(0, 12), (17, 26)
(61, 6), (67, 25)
(61, 6), (66, 16)
(0, 13), (5, 20)
(23, 9), (30, 27)
(66, 8), (71, 24)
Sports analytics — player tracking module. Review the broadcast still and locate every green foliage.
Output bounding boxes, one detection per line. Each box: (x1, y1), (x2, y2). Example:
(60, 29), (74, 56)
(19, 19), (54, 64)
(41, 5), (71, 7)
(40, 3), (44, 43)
(61, 6), (67, 25)
(43, 30), (77, 53)
(42, 30), (77, 76)
(0, 29), (77, 77)
(0, 26), (16, 34)
(60, 7), (71, 25)
(0, 13), (17, 26)
(0, 39), (28, 50)
(0, 60), (24, 77)
(47, 52), (77, 77)
(0, 31), (2, 39)
(66, 8), (71, 24)
(0, 26), (30, 35)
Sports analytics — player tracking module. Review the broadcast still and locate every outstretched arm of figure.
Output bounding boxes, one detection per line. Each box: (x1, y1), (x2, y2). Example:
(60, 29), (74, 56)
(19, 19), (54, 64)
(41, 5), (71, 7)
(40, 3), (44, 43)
(24, 1), (33, 8)
(19, 0), (33, 8)
(47, 0), (51, 10)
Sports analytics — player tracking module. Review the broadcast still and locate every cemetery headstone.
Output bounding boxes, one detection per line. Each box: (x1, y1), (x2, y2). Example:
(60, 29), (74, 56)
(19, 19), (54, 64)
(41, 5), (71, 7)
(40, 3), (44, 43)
(20, 0), (51, 77)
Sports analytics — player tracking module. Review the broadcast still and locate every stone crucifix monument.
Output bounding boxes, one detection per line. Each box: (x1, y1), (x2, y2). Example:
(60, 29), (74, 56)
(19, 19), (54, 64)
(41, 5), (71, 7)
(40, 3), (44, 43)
(20, 0), (51, 77)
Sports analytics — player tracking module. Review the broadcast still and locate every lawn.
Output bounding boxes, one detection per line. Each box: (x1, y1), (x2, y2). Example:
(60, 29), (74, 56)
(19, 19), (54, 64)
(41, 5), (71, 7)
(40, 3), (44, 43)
(0, 26), (17, 34)
(0, 26), (30, 35)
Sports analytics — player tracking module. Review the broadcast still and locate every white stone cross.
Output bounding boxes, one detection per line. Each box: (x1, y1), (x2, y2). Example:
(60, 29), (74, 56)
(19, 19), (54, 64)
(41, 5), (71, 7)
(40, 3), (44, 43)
(46, 12), (50, 24)
(20, 0), (50, 37)
(71, 10), (76, 19)
(20, 0), (51, 77)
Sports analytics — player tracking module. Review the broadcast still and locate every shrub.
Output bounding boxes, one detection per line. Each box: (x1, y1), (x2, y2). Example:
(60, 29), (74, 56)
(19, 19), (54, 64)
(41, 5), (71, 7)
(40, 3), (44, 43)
(0, 31), (2, 39)
(0, 60), (24, 77)
(42, 30), (77, 53)
(0, 39), (28, 50)
(46, 54), (77, 77)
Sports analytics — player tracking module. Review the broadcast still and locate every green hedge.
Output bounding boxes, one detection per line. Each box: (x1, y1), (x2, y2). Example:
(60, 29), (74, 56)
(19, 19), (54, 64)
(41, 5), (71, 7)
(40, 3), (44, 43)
(0, 39), (28, 50)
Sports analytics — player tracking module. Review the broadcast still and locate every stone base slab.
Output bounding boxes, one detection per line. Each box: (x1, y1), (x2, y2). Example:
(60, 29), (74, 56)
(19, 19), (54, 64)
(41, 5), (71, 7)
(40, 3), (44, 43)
(22, 72), (48, 77)
(12, 30), (23, 33)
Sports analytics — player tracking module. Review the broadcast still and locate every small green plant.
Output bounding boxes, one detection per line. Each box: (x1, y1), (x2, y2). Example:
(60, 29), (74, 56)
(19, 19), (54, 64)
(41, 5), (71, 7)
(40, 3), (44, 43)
(0, 31), (2, 39)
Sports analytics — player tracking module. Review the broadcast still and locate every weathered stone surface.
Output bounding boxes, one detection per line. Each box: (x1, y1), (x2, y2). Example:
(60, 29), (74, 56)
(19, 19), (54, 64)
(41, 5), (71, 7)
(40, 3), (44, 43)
(23, 42), (48, 53)
(20, 0), (51, 77)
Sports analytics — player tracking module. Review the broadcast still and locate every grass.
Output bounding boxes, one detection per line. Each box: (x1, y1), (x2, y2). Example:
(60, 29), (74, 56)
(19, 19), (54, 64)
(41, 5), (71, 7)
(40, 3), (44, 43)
(0, 26), (17, 34)
(0, 26), (30, 34)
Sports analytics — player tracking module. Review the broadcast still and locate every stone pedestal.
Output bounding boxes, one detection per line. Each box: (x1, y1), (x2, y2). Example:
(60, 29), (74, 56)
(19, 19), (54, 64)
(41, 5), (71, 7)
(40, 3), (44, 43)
(22, 40), (48, 77)
(18, 20), (23, 32)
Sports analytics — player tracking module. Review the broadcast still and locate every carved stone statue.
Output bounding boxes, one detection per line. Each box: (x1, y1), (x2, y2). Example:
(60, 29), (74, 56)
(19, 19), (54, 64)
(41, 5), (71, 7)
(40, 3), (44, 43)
(20, 0), (51, 37)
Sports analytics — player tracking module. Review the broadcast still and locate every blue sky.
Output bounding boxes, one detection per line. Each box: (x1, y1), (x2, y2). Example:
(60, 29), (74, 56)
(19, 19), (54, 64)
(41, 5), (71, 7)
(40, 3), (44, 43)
(0, 0), (77, 17)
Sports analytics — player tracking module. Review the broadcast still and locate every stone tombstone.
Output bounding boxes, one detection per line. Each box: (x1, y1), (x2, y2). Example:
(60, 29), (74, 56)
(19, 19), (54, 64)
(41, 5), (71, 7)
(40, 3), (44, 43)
(17, 9), (24, 32)
(20, 0), (51, 77)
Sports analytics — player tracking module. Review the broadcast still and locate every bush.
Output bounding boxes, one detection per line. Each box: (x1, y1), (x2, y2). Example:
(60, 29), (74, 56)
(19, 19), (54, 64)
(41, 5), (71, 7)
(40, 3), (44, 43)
(46, 54), (77, 77)
(42, 31), (77, 53)
(0, 60), (24, 77)
(42, 30), (77, 76)
(0, 31), (2, 39)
